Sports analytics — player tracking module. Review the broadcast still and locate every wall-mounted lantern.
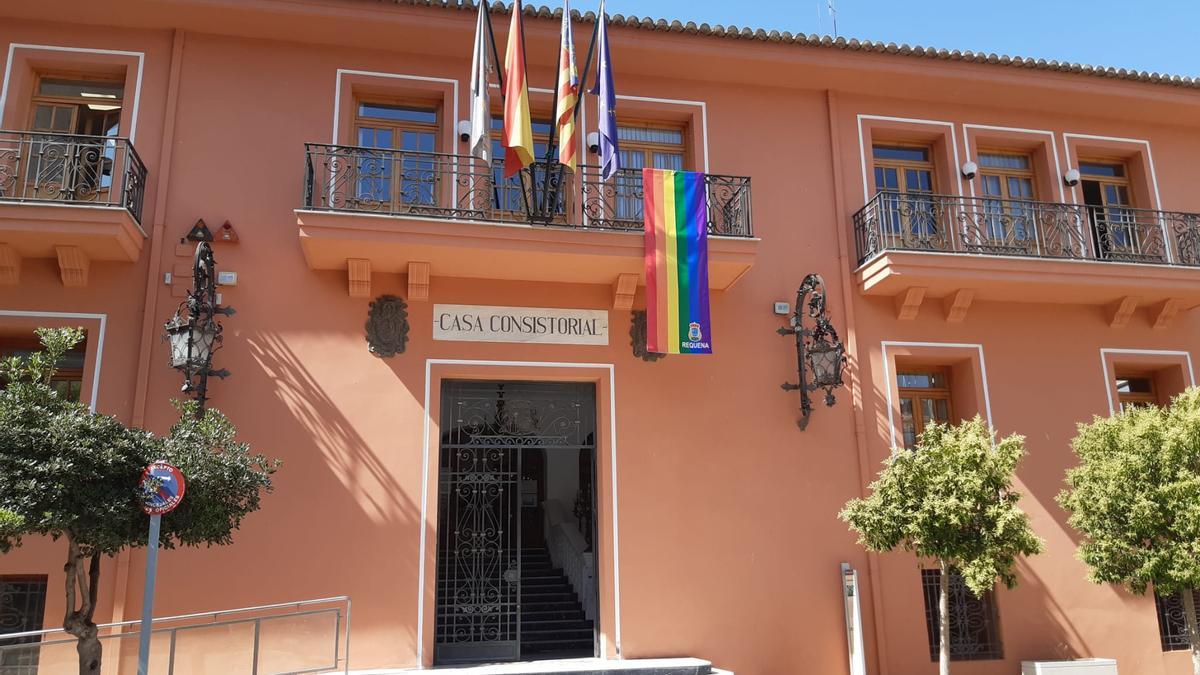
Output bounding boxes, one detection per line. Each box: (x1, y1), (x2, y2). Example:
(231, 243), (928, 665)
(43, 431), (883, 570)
(777, 273), (847, 430)
(164, 241), (234, 417)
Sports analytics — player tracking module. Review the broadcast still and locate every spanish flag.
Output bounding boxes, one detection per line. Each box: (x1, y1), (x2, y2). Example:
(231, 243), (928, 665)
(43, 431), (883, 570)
(502, 0), (534, 178)
(554, 0), (579, 171)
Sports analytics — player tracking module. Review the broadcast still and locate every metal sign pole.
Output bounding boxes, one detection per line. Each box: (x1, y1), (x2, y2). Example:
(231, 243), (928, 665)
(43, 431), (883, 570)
(137, 513), (162, 675)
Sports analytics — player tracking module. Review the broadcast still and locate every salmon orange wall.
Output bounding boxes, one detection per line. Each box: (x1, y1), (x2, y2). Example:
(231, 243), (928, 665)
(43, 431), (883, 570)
(1, 2), (1199, 674)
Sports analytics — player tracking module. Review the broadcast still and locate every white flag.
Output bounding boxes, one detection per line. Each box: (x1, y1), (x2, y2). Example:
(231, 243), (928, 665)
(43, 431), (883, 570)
(468, 1), (492, 163)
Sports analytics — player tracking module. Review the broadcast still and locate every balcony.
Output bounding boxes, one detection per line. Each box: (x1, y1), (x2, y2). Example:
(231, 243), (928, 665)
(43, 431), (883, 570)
(0, 131), (147, 286)
(296, 143), (757, 300)
(852, 191), (1200, 325)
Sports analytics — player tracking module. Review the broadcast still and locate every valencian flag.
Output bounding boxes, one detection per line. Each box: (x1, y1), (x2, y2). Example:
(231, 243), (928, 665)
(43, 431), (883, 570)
(554, 0), (580, 170)
(502, 0), (534, 177)
(644, 168), (712, 355)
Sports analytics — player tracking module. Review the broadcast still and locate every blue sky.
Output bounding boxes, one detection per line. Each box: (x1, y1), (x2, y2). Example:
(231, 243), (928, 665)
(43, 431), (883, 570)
(598, 0), (1198, 77)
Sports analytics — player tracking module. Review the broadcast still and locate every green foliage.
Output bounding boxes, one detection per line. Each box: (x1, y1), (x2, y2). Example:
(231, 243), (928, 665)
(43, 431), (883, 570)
(840, 416), (1044, 596)
(1060, 388), (1200, 596)
(0, 327), (278, 557)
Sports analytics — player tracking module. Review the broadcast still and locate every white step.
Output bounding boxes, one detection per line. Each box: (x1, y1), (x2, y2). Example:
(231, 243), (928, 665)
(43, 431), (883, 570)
(354, 656), (721, 675)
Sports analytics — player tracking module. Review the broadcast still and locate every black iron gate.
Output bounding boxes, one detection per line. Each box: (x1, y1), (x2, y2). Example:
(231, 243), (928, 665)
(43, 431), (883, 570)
(435, 380), (596, 665)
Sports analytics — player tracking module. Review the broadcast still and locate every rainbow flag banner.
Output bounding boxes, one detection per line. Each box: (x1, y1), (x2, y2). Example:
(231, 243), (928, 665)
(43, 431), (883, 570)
(643, 168), (712, 355)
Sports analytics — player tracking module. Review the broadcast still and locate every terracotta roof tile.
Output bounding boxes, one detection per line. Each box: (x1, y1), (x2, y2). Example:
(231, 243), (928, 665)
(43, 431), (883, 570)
(379, 0), (1200, 90)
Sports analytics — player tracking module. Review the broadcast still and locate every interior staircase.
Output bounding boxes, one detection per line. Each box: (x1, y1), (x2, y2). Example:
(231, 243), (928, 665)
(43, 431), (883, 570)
(521, 547), (594, 659)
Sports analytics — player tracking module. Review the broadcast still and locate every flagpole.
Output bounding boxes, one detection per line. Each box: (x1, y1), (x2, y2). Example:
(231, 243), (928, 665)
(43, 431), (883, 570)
(514, 0), (542, 221)
(571, 10), (600, 126)
(485, 0), (532, 220)
(479, 0), (507, 211)
(538, 6), (568, 220)
(483, 0), (505, 93)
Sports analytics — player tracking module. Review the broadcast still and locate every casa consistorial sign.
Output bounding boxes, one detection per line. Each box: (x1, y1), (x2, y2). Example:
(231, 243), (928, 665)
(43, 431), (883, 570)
(433, 304), (609, 346)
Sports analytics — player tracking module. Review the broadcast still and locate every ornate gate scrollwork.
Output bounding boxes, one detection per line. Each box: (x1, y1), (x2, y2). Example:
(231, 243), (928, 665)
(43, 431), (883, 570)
(435, 381), (596, 665)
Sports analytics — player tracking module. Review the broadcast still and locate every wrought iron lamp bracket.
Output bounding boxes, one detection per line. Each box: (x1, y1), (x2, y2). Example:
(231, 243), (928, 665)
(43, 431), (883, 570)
(163, 241), (233, 417)
(778, 273), (847, 430)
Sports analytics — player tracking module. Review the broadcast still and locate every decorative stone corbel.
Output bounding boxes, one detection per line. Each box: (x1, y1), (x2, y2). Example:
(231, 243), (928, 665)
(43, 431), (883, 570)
(348, 259), (371, 298)
(408, 261), (431, 302)
(895, 287), (926, 320)
(612, 273), (638, 310)
(56, 246), (89, 287)
(943, 289), (975, 323)
(1149, 298), (1182, 330)
(0, 244), (19, 284)
(1104, 296), (1140, 328)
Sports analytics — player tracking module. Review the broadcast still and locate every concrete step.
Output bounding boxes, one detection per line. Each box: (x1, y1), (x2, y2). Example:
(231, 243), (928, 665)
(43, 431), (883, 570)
(368, 656), (722, 675)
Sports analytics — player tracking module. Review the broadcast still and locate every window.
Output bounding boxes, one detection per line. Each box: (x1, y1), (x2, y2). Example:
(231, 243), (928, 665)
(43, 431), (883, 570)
(978, 152), (1037, 252)
(26, 75), (125, 197)
(1154, 590), (1200, 651)
(617, 124), (686, 172)
(1116, 375), (1157, 411)
(1080, 161), (1144, 260)
(613, 124), (687, 221)
(897, 369), (953, 448)
(353, 101), (440, 210)
(921, 568), (1003, 662)
(0, 335), (87, 402)
(489, 115), (557, 214)
(29, 76), (123, 137)
(873, 144), (935, 194)
(0, 575), (49, 675)
(872, 144), (941, 247)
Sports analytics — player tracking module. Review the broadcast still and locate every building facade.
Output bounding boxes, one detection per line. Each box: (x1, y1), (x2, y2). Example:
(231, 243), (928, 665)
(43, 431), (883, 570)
(2, 1), (1200, 673)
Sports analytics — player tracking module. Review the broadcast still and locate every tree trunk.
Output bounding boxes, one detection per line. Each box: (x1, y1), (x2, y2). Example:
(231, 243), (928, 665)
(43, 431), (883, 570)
(75, 628), (102, 675)
(939, 559), (951, 675)
(62, 535), (103, 675)
(1181, 588), (1200, 675)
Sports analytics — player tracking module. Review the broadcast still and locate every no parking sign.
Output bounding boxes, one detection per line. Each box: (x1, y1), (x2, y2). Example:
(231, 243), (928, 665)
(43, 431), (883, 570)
(137, 460), (186, 675)
(140, 461), (186, 516)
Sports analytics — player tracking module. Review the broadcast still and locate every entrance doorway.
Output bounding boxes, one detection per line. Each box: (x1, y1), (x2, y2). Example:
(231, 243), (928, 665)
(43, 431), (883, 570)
(435, 380), (599, 665)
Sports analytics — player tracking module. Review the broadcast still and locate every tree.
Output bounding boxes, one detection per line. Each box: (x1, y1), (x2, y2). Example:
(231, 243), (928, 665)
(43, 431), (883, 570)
(0, 327), (278, 675)
(1059, 388), (1200, 675)
(839, 416), (1043, 675)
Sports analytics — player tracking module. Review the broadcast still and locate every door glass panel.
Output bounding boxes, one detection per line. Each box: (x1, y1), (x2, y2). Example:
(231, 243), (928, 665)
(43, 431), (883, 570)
(1007, 177), (1035, 240)
(930, 398), (950, 424)
(652, 152), (683, 171)
(615, 149), (647, 221)
(355, 126), (393, 203)
(980, 175), (1006, 241)
(400, 130), (437, 206)
(900, 397), (918, 448)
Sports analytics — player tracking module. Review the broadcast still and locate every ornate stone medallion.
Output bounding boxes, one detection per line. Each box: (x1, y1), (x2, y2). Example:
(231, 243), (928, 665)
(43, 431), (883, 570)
(365, 294), (409, 357)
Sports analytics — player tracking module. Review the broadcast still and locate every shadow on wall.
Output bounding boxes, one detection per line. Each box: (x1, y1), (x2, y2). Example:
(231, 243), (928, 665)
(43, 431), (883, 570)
(243, 329), (428, 657)
(245, 330), (417, 524)
(1009, 557), (1087, 662)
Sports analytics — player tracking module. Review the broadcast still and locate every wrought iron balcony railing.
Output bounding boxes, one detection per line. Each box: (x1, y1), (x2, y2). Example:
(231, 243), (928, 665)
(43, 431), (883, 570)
(302, 143), (753, 237)
(853, 190), (1200, 267)
(0, 130), (147, 224)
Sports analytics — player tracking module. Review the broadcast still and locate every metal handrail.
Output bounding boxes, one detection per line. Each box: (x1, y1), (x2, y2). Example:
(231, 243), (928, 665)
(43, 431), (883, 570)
(852, 190), (1200, 267)
(302, 142), (755, 237)
(0, 129), (148, 224)
(0, 596), (351, 675)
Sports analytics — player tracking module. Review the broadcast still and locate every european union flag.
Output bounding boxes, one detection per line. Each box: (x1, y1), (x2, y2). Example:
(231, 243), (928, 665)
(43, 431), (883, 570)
(591, 0), (619, 181)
